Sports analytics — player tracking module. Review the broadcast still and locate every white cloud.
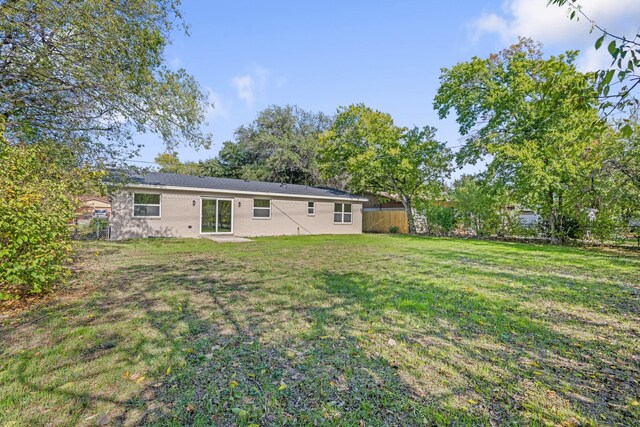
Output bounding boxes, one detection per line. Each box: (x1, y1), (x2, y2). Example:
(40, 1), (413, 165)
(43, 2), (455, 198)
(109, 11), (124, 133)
(230, 66), (276, 108)
(470, 12), (510, 44)
(231, 75), (255, 107)
(578, 47), (613, 72)
(469, 0), (640, 71)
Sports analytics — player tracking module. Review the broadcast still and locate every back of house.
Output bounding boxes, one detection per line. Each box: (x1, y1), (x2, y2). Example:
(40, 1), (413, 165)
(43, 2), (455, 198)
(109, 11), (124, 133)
(109, 172), (366, 239)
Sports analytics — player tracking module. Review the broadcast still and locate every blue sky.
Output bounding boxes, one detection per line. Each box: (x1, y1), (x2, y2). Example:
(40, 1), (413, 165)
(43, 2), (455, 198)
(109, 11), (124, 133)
(134, 0), (639, 177)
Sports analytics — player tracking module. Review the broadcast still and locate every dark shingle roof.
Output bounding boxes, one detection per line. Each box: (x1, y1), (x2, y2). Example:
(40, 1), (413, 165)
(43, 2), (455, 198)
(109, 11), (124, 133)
(123, 172), (365, 201)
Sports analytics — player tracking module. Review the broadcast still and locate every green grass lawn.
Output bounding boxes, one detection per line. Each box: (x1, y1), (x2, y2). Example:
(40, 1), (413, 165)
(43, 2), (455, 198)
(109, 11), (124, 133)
(1, 235), (639, 426)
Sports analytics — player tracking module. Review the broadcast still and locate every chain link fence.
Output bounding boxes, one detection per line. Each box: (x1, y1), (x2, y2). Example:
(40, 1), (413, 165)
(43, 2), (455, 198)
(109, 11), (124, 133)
(72, 214), (111, 240)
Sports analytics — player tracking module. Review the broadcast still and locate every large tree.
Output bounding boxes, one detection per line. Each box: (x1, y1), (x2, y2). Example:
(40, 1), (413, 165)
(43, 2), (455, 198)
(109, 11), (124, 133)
(434, 39), (606, 242)
(1, 0), (211, 162)
(154, 151), (201, 175)
(605, 115), (640, 193)
(0, 0), (211, 296)
(593, 120), (640, 230)
(319, 104), (452, 234)
(212, 105), (332, 185)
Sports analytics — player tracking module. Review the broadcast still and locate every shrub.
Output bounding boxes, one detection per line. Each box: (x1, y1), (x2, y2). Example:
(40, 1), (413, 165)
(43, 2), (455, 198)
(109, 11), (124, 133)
(451, 175), (502, 236)
(424, 204), (456, 235)
(388, 225), (400, 234)
(0, 138), (100, 299)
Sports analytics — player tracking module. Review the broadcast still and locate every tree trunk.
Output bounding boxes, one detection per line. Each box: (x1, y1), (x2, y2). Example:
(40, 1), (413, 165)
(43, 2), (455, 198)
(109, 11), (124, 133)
(548, 190), (558, 244)
(401, 195), (416, 234)
(558, 192), (565, 244)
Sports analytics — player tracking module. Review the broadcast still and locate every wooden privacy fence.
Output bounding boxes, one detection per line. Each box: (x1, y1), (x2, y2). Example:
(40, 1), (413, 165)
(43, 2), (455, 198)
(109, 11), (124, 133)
(362, 209), (409, 234)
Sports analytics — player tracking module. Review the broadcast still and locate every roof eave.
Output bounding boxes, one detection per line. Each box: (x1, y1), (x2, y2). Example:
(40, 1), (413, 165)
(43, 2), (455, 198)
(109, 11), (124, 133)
(117, 183), (368, 202)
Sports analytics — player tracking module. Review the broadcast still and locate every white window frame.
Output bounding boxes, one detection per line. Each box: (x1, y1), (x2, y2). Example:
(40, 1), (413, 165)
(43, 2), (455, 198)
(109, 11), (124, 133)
(334, 203), (353, 224)
(307, 201), (316, 216)
(199, 197), (234, 234)
(132, 193), (161, 218)
(252, 199), (271, 219)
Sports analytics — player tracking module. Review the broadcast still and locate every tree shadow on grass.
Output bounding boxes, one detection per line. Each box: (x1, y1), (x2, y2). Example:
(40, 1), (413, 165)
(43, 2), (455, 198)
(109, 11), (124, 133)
(0, 257), (479, 426)
(376, 241), (640, 319)
(128, 259), (638, 425)
(391, 234), (640, 271)
(132, 261), (485, 426)
(317, 270), (640, 426)
(0, 256), (239, 425)
(1, 242), (638, 426)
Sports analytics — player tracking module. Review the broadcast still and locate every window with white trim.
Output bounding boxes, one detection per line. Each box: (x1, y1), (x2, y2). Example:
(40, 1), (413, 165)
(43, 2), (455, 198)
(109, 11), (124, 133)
(334, 203), (352, 224)
(307, 201), (315, 216)
(253, 199), (271, 218)
(133, 193), (161, 217)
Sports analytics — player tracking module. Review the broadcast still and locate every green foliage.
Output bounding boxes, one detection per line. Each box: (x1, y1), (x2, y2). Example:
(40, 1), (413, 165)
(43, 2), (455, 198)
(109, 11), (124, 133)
(215, 105), (332, 185)
(422, 203), (457, 236)
(451, 176), (503, 236)
(604, 116), (640, 195)
(435, 39), (608, 242)
(319, 104), (453, 233)
(0, 0), (211, 162)
(1, 1), (209, 297)
(0, 137), (98, 298)
(388, 225), (399, 234)
(547, 0), (640, 118)
(151, 106), (332, 186)
(154, 151), (202, 175)
(558, 125), (640, 242)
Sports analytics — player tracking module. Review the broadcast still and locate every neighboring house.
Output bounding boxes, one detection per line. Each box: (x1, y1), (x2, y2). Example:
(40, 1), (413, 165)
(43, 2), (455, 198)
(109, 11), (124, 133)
(505, 204), (541, 227)
(109, 172), (366, 239)
(75, 196), (112, 226)
(78, 196), (112, 216)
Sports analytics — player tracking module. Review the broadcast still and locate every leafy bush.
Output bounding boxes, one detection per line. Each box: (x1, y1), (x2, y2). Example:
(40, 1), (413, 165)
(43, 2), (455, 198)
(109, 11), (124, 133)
(388, 226), (400, 234)
(0, 138), (100, 299)
(452, 176), (502, 236)
(424, 204), (456, 235)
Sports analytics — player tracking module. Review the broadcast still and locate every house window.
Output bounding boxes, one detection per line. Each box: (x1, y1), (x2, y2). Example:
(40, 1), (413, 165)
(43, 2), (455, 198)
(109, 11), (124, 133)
(334, 203), (352, 224)
(253, 199), (271, 219)
(133, 193), (161, 217)
(307, 201), (315, 216)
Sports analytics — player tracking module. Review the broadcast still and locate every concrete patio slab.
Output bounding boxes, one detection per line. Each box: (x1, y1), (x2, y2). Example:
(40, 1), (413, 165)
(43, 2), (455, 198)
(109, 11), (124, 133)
(201, 235), (254, 243)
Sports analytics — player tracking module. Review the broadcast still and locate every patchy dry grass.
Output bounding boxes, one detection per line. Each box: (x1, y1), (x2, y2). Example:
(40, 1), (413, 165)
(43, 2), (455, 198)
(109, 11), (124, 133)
(1, 235), (639, 426)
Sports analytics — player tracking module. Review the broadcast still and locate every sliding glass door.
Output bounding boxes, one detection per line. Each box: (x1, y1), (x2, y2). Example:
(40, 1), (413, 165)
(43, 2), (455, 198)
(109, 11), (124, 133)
(201, 198), (233, 234)
(217, 200), (232, 232)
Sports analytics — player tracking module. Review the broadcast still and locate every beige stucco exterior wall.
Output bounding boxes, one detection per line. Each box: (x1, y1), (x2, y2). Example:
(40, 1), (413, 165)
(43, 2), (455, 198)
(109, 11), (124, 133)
(110, 188), (362, 239)
(232, 196), (361, 237)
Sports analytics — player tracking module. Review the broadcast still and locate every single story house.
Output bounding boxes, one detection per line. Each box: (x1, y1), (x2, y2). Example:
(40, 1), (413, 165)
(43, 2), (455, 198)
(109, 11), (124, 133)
(75, 196), (112, 226)
(78, 195), (112, 216)
(109, 172), (367, 239)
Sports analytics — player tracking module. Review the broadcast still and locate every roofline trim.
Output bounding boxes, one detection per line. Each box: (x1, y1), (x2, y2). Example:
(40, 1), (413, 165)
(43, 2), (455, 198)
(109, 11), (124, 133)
(120, 183), (369, 202)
